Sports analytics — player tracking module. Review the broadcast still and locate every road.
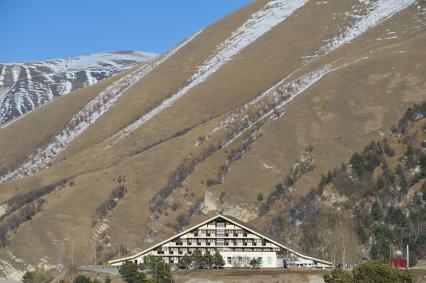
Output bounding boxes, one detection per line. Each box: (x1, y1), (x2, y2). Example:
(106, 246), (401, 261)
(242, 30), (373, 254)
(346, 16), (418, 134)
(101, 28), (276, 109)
(78, 265), (119, 275)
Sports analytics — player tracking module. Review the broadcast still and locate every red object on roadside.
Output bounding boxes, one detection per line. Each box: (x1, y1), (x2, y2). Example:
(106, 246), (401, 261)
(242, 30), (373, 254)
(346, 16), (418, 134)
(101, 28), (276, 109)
(390, 258), (407, 267)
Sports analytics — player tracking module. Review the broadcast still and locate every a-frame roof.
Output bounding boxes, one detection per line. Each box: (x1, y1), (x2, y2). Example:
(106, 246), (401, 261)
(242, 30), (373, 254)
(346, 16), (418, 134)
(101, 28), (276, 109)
(108, 214), (332, 266)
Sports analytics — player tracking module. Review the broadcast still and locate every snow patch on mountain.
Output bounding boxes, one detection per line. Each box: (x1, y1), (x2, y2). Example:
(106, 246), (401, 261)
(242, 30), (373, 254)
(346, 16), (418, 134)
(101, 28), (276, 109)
(220, 65), (333, 148)
(214, 0), (416, 135)
(312, 0), (416, 61)
(0, 51), (155, 125)
(0, 32), (202, 182)
(112, 0), (309, 141)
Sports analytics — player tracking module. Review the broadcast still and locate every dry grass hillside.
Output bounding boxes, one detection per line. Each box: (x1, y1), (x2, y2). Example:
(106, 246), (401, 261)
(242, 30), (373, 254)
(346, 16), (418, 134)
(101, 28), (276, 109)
(0, 0), (425, 280)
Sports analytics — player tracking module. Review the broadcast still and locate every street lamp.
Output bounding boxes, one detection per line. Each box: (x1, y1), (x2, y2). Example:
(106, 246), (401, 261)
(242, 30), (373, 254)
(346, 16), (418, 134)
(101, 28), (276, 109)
(119, 241), (127, 258)
(52, 237), (69, 269)
(94, 240), (103, 265)
(70, 237), (79, 270)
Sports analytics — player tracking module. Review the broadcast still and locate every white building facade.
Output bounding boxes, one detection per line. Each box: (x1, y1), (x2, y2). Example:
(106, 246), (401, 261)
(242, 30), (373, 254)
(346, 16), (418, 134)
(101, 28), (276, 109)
(109, 215), (331, 268)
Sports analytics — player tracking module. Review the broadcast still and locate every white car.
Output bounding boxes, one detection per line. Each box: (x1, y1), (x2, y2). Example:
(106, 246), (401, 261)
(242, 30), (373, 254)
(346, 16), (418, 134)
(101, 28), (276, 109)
(293, 258), (315, 268)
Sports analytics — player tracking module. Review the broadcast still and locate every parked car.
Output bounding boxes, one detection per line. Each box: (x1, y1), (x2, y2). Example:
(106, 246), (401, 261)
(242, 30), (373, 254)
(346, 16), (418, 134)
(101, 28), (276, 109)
(293, 258), (315, 268)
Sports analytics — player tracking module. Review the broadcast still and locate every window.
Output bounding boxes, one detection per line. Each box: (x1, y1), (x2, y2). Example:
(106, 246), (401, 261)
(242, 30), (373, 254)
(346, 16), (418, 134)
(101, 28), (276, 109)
(217, 229), (225, 236)
(216, 221), (225, 228)
(267, 257), (272, 265)
(227, 257), (231, 264)
(217, 239), (224, 245)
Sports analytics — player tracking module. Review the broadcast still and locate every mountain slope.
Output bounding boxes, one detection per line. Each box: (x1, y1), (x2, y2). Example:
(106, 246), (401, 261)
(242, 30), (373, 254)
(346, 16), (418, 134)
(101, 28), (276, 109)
(0, 51), (155, 125)
(260, 103), (426, 267)
(0, 0), (425, 281)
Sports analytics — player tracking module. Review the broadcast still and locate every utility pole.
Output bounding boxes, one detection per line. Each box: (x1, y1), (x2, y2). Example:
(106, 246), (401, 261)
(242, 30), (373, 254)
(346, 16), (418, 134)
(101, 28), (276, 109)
(342, 243), (346, 268)
(406, 244), (409, 268)
(53, 237), (69, 269)
(155, 261), (158, 283)
(55, 241), (60, 267)
(71, 239), (74, 269)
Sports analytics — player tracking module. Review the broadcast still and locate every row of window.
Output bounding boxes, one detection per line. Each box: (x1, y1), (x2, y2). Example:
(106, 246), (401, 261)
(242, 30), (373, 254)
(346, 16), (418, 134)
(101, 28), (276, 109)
(162, 255), (273, 265)
(193, 229), (249, 237)
(155, 247), (277, 255)
(171, 238), (268, 246)
(226, 256), (271, 265)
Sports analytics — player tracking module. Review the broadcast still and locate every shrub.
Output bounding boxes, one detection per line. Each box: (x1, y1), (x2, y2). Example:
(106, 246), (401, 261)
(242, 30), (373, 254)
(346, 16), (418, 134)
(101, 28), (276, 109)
(356, 224), (368, 244)
(249, 257), (261, 269)
(370, 201), (383, 221)
(22, 268), (54, 283)
(142, 255), (171, 281)
(74, 275), (92, 283)
(178, 255), (192, 269)
(94, 185), (127, 223)
(202, 251), (214, 268)
(213, 251), (225, 268)
(118, 261), (145, 283)
(323, 268), (352, 283)
(192, 250), (203, 268)
(352, 261), (413, 283)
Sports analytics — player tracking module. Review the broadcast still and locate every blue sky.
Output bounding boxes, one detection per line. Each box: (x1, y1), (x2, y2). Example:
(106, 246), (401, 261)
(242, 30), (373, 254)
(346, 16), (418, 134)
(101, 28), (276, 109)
(1, 0), (252, 62)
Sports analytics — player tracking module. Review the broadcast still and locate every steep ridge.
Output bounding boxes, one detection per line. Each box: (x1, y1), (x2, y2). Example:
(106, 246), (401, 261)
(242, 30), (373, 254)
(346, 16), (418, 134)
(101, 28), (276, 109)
(111, 0), (309, 141)
(0, 0), (425, 280)
(0, 51), (155, 126)
(0, 34), (198, 182)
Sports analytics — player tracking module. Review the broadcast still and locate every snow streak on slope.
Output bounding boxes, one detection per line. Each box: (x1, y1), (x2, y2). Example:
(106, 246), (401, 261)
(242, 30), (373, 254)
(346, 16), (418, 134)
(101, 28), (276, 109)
(312, 0), (416, 61)
(0, 32), (202, 182)
(215, 0), (416, 134)
(220, 65), (333, 148)
(0, 51), (155, 125)
(112, 0), (309, 141)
